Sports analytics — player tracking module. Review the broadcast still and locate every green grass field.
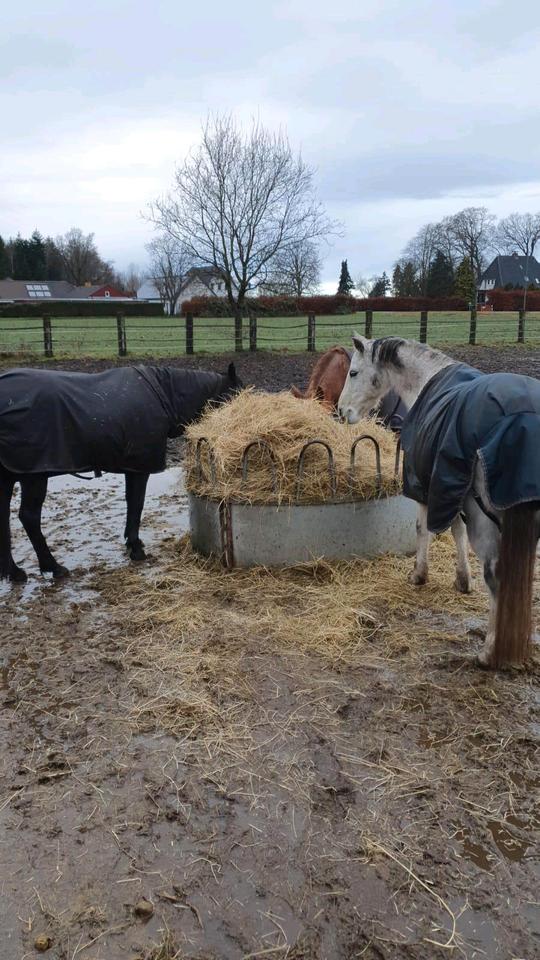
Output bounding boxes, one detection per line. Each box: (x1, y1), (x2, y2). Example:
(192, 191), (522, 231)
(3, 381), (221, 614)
(1, 311), (540, 358)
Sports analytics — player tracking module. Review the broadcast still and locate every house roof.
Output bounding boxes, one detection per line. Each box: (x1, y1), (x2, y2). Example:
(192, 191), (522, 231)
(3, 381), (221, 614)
(0, 279), (131, 301)
(479, 254), (540, 288)
(186, 266), (222, 279)
(0, 279), (74, 301)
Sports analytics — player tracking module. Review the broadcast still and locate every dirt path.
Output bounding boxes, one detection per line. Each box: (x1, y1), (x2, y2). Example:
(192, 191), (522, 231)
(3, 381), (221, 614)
(0, 348), (539, 959)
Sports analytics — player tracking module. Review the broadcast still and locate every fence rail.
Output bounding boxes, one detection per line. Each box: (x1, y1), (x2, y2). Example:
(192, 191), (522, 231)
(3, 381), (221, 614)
(0, 309), (539, 358)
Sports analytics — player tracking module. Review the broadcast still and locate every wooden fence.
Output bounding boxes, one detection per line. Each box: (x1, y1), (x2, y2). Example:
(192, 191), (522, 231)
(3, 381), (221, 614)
(0, 308), (537, 358)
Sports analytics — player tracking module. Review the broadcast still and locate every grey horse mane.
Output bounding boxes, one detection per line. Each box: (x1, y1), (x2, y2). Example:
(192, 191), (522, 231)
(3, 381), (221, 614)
(372, 337), (449, 371)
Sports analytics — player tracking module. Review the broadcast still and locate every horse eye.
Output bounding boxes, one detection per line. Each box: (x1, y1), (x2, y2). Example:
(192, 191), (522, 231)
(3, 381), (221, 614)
(349, 370), (358, 378)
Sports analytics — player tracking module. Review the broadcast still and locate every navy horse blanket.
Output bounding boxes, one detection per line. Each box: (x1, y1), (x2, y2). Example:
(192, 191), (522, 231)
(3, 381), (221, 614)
(400, 363), (540, 533)
(0, 366), (223, 475)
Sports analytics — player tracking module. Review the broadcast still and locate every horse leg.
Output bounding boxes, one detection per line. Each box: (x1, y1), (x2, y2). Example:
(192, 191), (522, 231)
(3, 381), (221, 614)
(409, 504), (433, 585)
(0, 472), (27, 582)
(462, 495), (500, 666)
(19, 475), (69, 578)
(124, 472), (149, 561)
(451, 514), (472, 593)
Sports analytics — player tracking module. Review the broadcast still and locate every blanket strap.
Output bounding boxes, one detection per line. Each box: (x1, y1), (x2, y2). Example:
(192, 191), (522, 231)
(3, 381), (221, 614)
(473, 495), (501, 531)
(70, 470), (103, 480)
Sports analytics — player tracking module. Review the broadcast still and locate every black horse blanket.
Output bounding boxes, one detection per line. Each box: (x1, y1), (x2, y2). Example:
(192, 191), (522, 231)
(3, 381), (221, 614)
(400, 362), (540, 533)
(0, 366), (223, 475)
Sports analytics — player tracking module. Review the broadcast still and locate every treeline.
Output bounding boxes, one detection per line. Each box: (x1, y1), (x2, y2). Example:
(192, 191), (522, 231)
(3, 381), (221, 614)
(0, 228), (130, 289)
(393, 207), (540, 301)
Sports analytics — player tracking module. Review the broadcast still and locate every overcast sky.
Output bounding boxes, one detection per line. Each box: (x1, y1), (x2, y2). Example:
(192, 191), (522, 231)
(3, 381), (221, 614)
(2, 0), (539, 289)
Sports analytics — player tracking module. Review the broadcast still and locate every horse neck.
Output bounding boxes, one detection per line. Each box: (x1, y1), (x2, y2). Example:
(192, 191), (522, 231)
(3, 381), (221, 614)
(385, 343), (454, 408)
(158, 367), (224, 425)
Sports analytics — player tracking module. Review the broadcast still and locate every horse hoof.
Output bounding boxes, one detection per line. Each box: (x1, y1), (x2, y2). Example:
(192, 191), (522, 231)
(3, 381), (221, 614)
(454, 574), (472, 594)
(130, 548), (147, 563)
(2, 564), (27, 583)
(476, 654), (493, 669)
(409, 570), (427, 586)
(52, 565), (70, 579)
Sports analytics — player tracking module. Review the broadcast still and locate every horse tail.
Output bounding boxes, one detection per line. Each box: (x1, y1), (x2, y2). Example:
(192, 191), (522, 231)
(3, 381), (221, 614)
(494, 503), (537, 667)
(291, 385), (305, 399)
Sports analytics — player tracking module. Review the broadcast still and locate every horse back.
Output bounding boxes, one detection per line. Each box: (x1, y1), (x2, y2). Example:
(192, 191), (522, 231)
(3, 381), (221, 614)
(0, 366), (170, 475)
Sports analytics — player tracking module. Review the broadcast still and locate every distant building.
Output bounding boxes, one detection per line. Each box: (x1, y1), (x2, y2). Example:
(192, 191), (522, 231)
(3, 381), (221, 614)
(137, 266), (229, 314)
(0, 278), (133, 303)
(477, 254), (540, 304)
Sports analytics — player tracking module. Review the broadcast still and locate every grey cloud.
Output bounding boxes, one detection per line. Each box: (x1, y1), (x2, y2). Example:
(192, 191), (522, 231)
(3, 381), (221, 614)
(2, 0), (540, 279)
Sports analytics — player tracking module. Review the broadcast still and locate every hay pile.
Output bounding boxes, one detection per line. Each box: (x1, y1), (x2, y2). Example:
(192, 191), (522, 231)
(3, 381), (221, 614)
(185, 389), (401, 504)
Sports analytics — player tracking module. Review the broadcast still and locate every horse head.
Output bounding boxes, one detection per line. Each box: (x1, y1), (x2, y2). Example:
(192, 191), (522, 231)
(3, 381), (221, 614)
(338, 334), (404, 424)
(215, 362), (243, 405)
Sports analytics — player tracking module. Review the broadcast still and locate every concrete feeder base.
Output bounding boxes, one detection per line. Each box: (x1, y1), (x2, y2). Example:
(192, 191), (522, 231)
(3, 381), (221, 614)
(189, 493), (417, 568)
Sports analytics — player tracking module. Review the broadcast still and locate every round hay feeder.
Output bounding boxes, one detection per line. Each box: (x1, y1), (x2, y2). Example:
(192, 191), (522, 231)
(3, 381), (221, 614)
(188, 434), (417, 568)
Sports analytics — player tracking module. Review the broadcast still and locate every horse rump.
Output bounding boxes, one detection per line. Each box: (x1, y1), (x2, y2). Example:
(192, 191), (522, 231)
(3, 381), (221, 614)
(494, 502), (538, 667)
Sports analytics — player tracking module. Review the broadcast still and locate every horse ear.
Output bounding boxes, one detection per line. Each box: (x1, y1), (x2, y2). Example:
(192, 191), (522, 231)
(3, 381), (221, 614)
(227, 362), (237, 384)
(352, 332), (367, 355)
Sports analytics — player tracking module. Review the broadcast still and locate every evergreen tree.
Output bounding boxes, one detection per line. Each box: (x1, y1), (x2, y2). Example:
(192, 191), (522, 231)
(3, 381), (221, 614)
(369, 271), (390, 297)
(401, 260), (419, 297)
(27, 230), (47, 279)
(12, 235), (32, 279)
(0, 236), (10, 279)
(454, 257), (476, 304)
(426, 250), (454, 298)
(337, 259), (354, 296)
(392, 263), (403, 296)
(44, 237), (65, 280)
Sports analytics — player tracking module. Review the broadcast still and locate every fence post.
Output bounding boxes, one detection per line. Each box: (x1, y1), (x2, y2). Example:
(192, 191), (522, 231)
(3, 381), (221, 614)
(185, 312), (194, 355)
(419, 310), (428, 344)
(116, 312), (127, 357)
(517, 308), (525, 344)
(234, 313), (243, 352)
(364, 309), (373, 338)
(249, 314), (257, 352)
(468, 307), (477, 346)
(43, 315), (53, 357)
(307, 313), (316, 351)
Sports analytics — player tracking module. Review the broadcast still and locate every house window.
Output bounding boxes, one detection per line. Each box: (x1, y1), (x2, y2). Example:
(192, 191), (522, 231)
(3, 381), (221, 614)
(26, 283), (51, 298)
(104, 290), (110, 298)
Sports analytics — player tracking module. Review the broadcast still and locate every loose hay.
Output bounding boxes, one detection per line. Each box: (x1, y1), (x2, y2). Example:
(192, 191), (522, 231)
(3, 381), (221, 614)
(185, 389), (401, 504)
(99, 535), (489, 740)
(95, 540), (539, 955)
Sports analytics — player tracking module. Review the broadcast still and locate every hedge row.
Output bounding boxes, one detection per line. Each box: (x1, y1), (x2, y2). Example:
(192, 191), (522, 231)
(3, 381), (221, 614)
(489, 289), (540, 310)
(0, 301), (164, 318)
(181, 294), (469, 317)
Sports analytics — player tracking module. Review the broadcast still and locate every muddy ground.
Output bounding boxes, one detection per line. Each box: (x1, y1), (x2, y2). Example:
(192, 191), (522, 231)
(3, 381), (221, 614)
(0, 348), (539, 960)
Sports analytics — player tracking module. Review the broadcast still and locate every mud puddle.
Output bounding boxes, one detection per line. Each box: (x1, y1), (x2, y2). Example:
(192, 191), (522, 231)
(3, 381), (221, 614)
(1, 466), (188, 607)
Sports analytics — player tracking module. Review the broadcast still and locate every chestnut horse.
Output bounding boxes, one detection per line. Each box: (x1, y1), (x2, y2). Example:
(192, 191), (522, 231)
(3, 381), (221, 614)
(292, 346), (406, 429)
(291, 347), (353, 410)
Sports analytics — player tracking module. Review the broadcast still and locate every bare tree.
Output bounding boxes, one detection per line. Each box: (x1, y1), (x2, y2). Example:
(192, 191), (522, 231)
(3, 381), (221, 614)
(119, 263), (144, 295)
(148, 115), (334, 344)
(400, 223), (440, 294)
(264, 240), (321, 296)
(494, 212), (540, 259)
(445, 206), (496, 279)
(55, 228), (115, 286)
(354, 274), (376, 297)
(147, 235), (191, 315)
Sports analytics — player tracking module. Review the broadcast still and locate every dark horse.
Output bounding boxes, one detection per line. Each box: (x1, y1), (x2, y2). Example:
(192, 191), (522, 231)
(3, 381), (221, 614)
(0, 362), (241, 582)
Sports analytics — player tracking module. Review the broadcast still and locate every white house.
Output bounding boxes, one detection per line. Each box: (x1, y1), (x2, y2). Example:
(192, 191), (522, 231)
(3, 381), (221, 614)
(137, 267), (229, 314)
